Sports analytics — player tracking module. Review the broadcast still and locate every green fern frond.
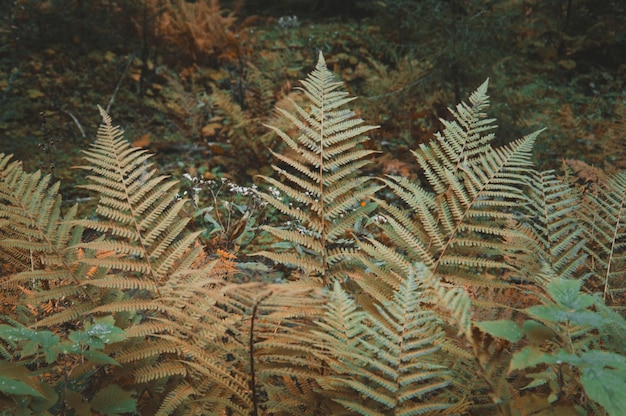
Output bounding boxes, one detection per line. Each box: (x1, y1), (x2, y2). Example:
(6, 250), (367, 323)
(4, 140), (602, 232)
(256, 52), (381, 285)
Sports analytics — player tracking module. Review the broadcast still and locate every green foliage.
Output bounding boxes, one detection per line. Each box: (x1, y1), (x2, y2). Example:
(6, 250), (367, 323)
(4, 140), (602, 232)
(91, 385), (137, 415)
(0, 317), (132, 415)
(484, 276), (626, 415)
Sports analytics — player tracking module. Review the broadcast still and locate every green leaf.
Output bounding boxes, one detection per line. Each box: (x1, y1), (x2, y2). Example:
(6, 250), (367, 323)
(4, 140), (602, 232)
(28, 331), (60, 363)
(546, 277), (594, 309)
(526, 305), (569, 323)
(83, 350), (120, 366)
(90, 385), (137, 414)
(69, 317), (126, 349)
(509, 346), (552, 373)
(0, 325), (35, 342)
(581, 365), (626, 416)
(475, 319), (523, 342)
(580, 350), (626, 371)
(520, 369), (553, 390)
(522, 320), (555, 345)
(567, 310), (607, 328)
(0, 376), (45, 398)
(526, 305), (607, 328)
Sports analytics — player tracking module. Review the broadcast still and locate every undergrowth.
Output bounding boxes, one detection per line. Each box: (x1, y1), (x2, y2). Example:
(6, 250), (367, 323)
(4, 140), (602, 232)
(1, 52), (625, 416)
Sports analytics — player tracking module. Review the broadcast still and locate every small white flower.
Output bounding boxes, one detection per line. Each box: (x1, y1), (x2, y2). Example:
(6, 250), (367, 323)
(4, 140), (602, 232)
(372, 214), (387, 224)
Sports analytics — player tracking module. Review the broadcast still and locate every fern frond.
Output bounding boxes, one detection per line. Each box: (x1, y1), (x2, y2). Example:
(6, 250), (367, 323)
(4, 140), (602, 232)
(377, 82), (542, 290)
(579, 171), (626, 305)
(155, 382), (195, 416)
(115, 340), (181, 363)
(73, 107), (204, 295)
(257, 52), (381, 285)
(315, 266), (455, 415)
(523, 169), (587, 280)
(134, 361), (188, 384)
(0, 153), (93, 311)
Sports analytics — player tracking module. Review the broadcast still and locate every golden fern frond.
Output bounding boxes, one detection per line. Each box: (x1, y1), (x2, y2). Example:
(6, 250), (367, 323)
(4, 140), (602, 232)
(73, 106), (203, 293)
(415, 79), (494, 194)
(104, 280), (253, 415)
(0, 153), (93, 313)
(230, 282), (328, 415)
(256, 52), (382, 285)
(31, 303), (93, 328)
(579, 171), (626, 305)
(314, 266), (456, 415)
(134, 361), (188, 384)
(377, 81), (542, 289)
(156, 382), (195, 416)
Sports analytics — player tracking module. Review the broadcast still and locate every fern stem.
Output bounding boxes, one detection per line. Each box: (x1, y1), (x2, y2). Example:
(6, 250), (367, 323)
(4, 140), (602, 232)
(249, 291), (272, 416)
(319, 69), (327, 286)
(249, 299), (259, 416)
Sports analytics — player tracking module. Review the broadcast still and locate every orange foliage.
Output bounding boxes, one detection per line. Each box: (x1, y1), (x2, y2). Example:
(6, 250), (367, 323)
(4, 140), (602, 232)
(157, 0), (240, 65)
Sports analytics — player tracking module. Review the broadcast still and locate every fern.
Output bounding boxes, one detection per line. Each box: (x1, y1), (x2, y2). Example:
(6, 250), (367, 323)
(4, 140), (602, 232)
(72, 106), (205, 296)
(314, 264), (458, 415)
(61, 108), (256, 415)
(366, 80), (542, 291)
(524, 169), (587, 280)
(579, 171), (626, 306)
(350, 81), (545, 414)
(256, 52), (382, 285)
(3, 51), (624, 416)
(0, 153), (92, 311)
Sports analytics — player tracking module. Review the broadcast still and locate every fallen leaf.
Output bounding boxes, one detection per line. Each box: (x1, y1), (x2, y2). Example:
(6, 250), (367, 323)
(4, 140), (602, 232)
(132, 133), (151, 148)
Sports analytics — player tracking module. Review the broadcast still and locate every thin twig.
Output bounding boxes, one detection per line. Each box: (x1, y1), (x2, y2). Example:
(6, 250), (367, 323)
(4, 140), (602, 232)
(106, 54), (134, 113)
(60, 109), (86, 138)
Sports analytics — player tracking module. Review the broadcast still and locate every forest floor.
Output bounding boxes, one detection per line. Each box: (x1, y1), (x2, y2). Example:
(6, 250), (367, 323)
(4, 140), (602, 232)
(0, 2), (624, 220)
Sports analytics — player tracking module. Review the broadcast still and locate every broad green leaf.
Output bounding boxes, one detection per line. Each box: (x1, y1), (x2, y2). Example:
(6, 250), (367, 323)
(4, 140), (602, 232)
(547, 277), (594, 309)
(522, 320), (555, 345)
(520, 369), (553, 390)
(567, 310), (607, 328)
(69, 317), (126, 349)
(83, 350), (120, 366)
(526, 305), (569, 323)
(581, 366), (626, 416)
(527, 305), (606, 328)
(0, 325), (35, 342)
(0, 376), (45, 398)
(475, 320), (523, 342)
(86, 316), (127, 342)
(90, 385), (137, 414)
(509, 346), (552, 372)
(21, 330), (60, 363)
(580, 350), (626, 371)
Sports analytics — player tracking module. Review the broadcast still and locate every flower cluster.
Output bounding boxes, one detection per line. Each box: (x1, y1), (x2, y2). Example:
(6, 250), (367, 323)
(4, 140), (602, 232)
(277, 15), (300, 29)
